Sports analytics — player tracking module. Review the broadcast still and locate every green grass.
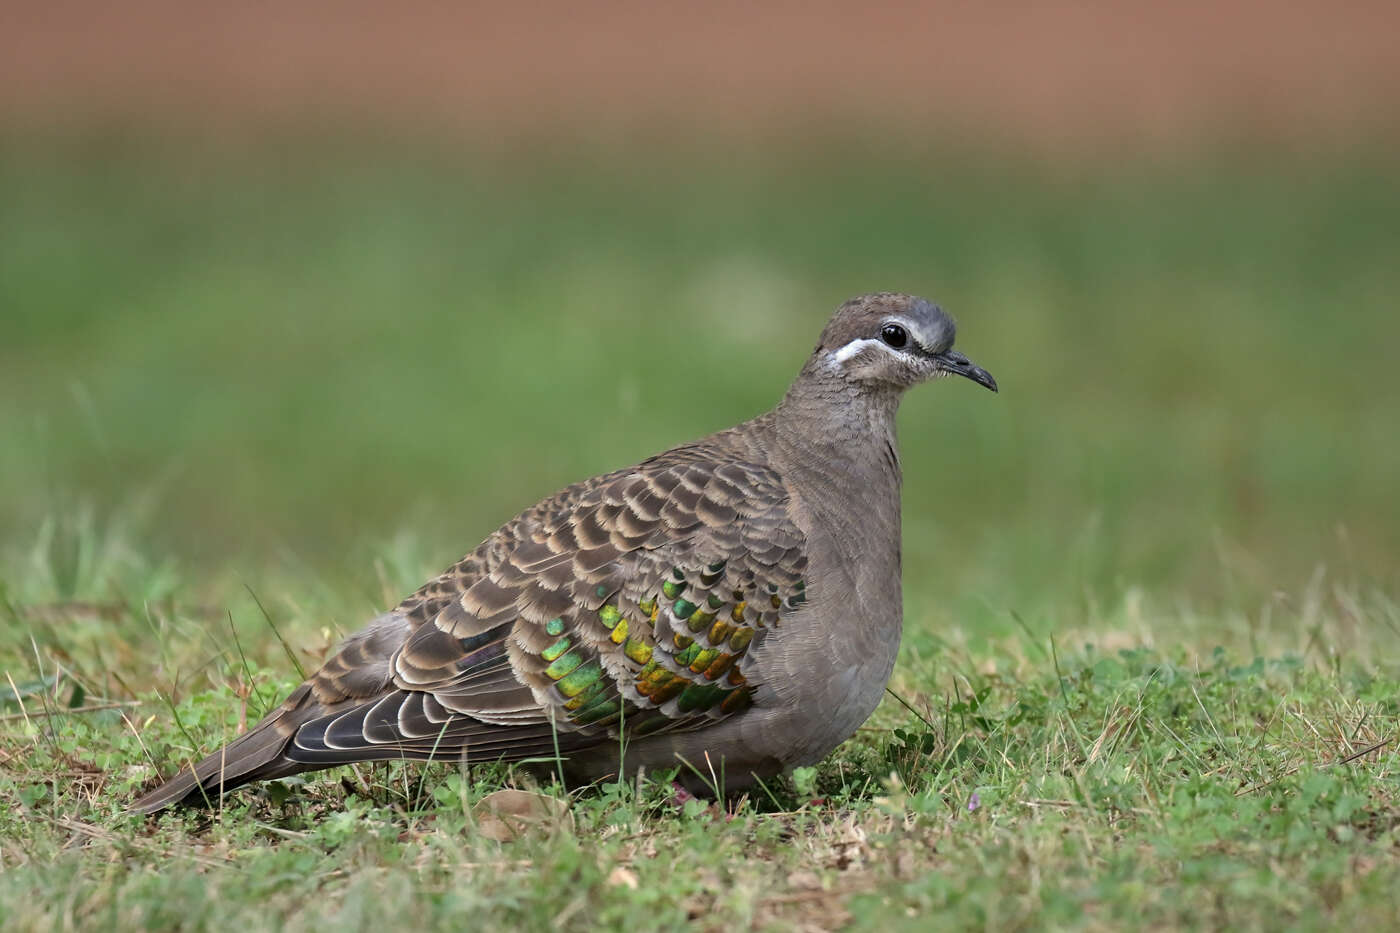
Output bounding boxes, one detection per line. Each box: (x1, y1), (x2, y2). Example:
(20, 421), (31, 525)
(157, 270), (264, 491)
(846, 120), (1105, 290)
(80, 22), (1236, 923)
(2, 135), (1399, 929)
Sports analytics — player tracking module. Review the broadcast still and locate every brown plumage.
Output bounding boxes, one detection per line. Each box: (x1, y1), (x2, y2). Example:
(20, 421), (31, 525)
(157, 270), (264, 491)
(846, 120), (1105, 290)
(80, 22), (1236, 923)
(132, 292), (995, 813)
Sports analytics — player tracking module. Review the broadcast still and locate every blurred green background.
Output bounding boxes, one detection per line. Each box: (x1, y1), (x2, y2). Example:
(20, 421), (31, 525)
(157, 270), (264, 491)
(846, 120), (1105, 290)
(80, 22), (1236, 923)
(2, 3), (1398, 643)
(4, 140), (1397, 637)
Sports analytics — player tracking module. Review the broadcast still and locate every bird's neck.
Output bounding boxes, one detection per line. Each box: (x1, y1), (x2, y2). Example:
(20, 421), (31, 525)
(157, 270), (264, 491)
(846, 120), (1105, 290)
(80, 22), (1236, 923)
(766, 372), (904, 558)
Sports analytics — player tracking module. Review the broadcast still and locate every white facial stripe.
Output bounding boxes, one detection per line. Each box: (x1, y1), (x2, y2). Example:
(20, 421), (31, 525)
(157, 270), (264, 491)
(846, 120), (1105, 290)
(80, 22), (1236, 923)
(829, 337), (888, 365)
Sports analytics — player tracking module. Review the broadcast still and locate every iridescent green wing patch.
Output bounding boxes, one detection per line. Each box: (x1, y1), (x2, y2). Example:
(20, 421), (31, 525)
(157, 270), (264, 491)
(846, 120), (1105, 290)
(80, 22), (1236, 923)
(578, 560), (808, 722)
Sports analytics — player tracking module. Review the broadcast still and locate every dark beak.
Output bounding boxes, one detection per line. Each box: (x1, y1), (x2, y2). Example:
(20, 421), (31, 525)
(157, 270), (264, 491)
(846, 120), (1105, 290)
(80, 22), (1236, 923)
(934, 349), (998, 392)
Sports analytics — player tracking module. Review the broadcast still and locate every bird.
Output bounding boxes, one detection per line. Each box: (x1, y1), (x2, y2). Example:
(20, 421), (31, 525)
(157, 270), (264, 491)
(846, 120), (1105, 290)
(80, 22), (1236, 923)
(132, 292), (996, 814)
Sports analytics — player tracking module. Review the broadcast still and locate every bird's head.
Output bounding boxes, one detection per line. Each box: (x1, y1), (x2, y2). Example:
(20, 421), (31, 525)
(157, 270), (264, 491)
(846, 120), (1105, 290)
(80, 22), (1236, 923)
(807, 292), (997, 394)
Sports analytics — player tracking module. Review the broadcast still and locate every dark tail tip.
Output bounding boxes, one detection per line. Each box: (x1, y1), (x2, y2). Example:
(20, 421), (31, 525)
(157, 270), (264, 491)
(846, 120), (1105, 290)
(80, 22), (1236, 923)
(130, 766), (216, 814)
(130, 713), (303, 815)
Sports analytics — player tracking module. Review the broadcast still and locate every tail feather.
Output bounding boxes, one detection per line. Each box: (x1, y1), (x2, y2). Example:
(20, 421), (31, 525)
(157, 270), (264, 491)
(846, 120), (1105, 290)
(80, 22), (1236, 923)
(130, 686), (316, 815)
(130, 683), (579, 814)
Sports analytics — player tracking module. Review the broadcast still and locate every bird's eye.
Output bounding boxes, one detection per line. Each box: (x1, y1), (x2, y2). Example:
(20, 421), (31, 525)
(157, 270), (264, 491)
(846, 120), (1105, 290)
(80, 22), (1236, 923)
(880, 324), (908, 349)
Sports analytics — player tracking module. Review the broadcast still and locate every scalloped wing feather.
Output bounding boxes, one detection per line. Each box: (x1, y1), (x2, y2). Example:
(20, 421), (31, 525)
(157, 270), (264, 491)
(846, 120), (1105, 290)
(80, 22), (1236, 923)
(281, 452), (809, 769)
(132, 435), (813, 812)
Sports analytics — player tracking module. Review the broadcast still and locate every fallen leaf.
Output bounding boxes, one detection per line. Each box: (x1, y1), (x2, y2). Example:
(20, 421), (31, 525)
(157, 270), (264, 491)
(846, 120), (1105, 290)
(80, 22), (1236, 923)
(607, 866), (639, 889)
(473, 789), (572, 842)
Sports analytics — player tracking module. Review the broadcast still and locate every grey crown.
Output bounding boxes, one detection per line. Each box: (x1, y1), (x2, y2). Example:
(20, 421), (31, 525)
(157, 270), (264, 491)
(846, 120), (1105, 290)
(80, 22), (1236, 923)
(132, 292), (996, 814)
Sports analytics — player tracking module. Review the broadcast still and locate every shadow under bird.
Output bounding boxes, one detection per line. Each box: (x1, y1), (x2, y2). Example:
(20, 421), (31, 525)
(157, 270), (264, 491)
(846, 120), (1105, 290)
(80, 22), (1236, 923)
(132, 292), (997, 814)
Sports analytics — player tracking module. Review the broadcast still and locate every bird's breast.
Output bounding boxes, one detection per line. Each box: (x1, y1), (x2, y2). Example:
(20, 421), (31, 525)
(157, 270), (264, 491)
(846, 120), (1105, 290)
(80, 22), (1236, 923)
(753, 519), (903, 766)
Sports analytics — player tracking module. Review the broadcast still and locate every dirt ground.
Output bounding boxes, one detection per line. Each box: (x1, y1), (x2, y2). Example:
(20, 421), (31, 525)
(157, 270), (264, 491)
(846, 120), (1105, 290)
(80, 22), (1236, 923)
(2, 1), (1397, 151)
